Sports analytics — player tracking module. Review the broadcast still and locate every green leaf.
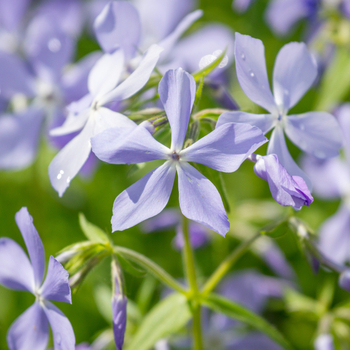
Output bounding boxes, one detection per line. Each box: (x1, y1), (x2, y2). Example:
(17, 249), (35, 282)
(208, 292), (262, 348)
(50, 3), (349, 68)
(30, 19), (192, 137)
(79, 213), (109, 244)
(125, 293), (191, 350)
(202, 293), (294, 350)
(194, 163), (230, 213)
(192, 49), (227, 82)
(315, 46), (350, 111)
(116, 253), (147, 278)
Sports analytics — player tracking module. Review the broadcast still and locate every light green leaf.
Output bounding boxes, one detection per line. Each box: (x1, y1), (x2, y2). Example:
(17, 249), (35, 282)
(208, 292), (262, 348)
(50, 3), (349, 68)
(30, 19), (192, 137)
(79, 213), (109, 244)
(315, 46), (350, 111)
(203, 293), (294, 350)
(125, 293), (191, 350)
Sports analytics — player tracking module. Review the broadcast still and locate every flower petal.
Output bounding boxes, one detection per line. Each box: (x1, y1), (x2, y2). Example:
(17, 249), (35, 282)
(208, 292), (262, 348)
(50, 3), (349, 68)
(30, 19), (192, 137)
(0, 0), (30, 32)
(0, 238), (34, 292)
(181, 122), (267, 172)
(42, 301), (75, 350)
(94, 1), (141, 58)
(112, 162), (176, 231)
(234, 33), (277, 114)
(285, 112), (342, 158)
(99, 44), (163, 106)
(15, 207), (46, 288)
(159, 68), (196, 151)
(0, 106), (44, 170)
(273, 42), (317, 111)
(177, 162), (229, 236)
(334, 103), (350, 162)
(265, 0), (311, 36)
(92, 121), (168, 165)
(267, 125), (312, 190)
(7, 302), (49, 350)
(49, 116), (94, 197)
(88, 49), (125, 99)
(216, 111), (275, 134)
(318, 203), (350, 266)
(141, 208), (181, 232)
(40, 256), (71, 304)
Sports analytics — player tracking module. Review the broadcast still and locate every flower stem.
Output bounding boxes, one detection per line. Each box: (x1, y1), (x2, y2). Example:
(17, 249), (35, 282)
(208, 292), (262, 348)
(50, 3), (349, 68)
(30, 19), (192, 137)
(202, 232), (261, 296)
(181, 216), (203, 350)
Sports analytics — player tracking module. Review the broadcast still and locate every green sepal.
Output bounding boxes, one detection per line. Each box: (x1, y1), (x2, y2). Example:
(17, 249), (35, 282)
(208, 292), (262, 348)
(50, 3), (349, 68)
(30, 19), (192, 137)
(202, 293), (295, 350)
(260, 218), (291, 238)
(125, 293), (192, 350)
(79, 213), (109, 244)
(116, 252), (147, 278)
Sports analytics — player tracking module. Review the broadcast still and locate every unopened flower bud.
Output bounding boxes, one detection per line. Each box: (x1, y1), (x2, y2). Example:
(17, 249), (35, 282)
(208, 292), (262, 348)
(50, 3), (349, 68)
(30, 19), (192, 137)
(339, 269), (350, 292)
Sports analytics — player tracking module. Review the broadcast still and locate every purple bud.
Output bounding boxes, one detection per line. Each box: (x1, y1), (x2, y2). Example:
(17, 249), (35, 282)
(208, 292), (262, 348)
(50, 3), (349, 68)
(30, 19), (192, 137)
(314, 334), (334, 350)
(339, 269), (350, 292)
(254, 154), (313, 210)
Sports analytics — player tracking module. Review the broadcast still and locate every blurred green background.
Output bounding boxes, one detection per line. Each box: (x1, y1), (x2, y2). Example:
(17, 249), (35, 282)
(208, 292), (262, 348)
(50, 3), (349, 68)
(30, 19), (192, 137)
(0, 0), (347, 349)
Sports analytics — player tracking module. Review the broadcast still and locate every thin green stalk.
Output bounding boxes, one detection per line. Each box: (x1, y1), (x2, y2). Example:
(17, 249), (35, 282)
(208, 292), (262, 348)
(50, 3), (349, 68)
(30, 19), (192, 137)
(181, 216), (203, 350)
(113, 246), (186, 294)
(202, 232), (261, 296)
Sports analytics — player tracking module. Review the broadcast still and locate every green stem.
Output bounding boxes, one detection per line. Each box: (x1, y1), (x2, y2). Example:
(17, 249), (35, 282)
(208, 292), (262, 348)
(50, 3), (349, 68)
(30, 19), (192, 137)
(113, 246), (186, 294)
(202, 232), (261, 296)
(181, 216), (203, 350)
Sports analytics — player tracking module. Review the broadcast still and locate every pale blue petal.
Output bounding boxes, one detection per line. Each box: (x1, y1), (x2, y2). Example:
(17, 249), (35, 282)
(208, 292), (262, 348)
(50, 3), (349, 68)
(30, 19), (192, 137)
(159, 68), (196, 151)
(0, 0), (30, 32)
(177, 162), (229, 236)
(273, 42), (317, 111)
(99, 44), (163, 106)
(94, 1), (141, 58)
(42, 301), (75, 350)
(285, 112), (342, 158)
(40, 256), (71, 304)
(216, 111), (275, 134)
(7, 302), (49, 350)
(0, 238), (34, 292)
(112, 162), (176, 231)
(267, 126), (312, 190)
(92, 121), (168, 165)
(234, 33), (277, 114)
(181, 123), (267, 172)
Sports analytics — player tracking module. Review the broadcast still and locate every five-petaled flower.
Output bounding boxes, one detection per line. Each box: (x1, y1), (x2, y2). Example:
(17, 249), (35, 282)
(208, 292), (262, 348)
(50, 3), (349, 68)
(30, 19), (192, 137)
(0, 207), (75, 350)
(91, 68), (267, 236)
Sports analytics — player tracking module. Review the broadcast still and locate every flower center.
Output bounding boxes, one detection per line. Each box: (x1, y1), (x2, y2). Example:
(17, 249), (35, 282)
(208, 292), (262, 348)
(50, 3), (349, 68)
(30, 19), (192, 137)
(170, 151), (181, 161)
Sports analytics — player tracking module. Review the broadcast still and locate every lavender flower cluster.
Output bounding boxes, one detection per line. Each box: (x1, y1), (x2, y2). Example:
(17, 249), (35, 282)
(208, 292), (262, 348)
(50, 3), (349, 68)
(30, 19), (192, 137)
(1, 0), (350, 349)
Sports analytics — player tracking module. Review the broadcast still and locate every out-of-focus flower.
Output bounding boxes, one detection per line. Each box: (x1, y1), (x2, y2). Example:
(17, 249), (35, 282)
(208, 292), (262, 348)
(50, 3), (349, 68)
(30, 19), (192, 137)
(314, 333), (335, 350)
(0, 207), (75, 350)
(232, 0), (256, 13)
(92, 68), (267, 235)
(217, 32), (342, 190)
(339, 269), (350, 292)
(253, 153), (313, 209)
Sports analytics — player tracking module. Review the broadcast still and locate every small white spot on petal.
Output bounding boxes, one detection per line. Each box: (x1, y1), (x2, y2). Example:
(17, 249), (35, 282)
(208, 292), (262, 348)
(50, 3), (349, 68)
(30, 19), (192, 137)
(48, 38), (61, 53)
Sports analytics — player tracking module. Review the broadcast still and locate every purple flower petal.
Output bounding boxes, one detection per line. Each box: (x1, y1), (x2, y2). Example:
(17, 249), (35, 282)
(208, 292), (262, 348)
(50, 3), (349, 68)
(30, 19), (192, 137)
(233, 0), (255, 13)
(141, 209), (181, 232)
(98, 44), (163, 106)
(234, 332), (283, 350)
(40, 256), (71, 304)
(42, 301), (75, 350)
(285, 112), (342, 158)
(174, 222), (210, 250)
(158, 68), (196, 151)
(234, 33), (277, 114)
(112, 162), (176, 231)
(318, 203), (350, 266)
(335, 103), (350, 162)
(0, 0), (30, 32)
(112, 286), (127, 350)
(216, 111), (275, 135)
(92, 121), (168, 165)
(88, 49), (125, 99)
(254, 154), (313, 209)
(177, 162), (229, 236)
(0, 106), (44, 170)
(314, 334), (335, 350)
(273, 42), (317, 111)
(182, 122), (267, 172)
(0, 51), (35, 98)
(339, 269), (350, 293)
(265, 0), (311, 36)
(15, 207), (46, 288)
(49, 117), (95, 197)
(7, 302), (49, 350)
(94, 1), (141, 58)
(0, 238), (34, 292)
(267, 125), (312, 190)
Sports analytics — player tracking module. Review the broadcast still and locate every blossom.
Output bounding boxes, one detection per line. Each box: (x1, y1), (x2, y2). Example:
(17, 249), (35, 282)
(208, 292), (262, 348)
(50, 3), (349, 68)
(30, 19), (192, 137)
(217, 32), (342, 189)
(49, 44), (163, 196)
(0, 207), (74, 350)
(253, 154), (313, 209)
(91, 68), (266, 235)
(314, 333), (335, 350)
(232, 0), (256, 13)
